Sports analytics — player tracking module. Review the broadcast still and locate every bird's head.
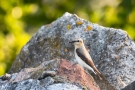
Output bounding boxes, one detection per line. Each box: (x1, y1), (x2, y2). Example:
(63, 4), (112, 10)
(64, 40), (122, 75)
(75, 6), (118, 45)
(69, 38), (84, 48)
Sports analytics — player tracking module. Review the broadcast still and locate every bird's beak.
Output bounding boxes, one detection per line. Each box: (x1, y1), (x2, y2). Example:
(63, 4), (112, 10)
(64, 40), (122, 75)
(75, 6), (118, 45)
(69, 41), (75, 43)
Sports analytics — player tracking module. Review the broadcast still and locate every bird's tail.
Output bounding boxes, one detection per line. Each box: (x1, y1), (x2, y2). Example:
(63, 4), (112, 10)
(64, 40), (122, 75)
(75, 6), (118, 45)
(93, 66), (102, 80)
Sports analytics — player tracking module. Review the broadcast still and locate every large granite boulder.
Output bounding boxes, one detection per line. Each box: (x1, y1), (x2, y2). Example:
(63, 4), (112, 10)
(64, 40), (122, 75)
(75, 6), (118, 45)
(1, 12), (135, 90)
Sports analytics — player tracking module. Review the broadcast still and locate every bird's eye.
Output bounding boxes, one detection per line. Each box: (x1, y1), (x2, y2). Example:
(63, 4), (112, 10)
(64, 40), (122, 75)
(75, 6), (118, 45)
(77, 40), (80, 42)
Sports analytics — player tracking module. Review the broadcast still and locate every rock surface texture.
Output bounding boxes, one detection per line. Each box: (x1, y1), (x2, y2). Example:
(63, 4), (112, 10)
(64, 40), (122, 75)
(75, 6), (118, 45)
(0, 12), (135, 90)
(0, 59), (99, 90)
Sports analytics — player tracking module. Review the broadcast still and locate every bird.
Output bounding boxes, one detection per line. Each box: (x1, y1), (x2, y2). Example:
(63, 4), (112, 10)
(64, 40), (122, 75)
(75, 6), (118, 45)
(69, 38), (102, 80)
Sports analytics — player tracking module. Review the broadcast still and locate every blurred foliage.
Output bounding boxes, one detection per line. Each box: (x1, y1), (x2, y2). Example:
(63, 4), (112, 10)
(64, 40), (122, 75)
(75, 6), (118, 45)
(0, 0), (135, 76)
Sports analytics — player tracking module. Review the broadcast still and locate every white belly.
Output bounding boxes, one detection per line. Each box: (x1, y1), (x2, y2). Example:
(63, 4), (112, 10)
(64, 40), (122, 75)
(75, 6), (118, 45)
(75, 53), (95, 74)
(75, 53), (85, 66)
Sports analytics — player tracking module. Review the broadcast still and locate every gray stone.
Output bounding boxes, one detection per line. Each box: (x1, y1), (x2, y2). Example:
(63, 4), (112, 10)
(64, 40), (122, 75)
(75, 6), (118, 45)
(40, 76), (54, 87)
(46, 83), (82, 90)
(0, 79), (46, 90)
(0, 75), (83, 90)
(7, 12), (135, 90)
(121, 81), (135, 90)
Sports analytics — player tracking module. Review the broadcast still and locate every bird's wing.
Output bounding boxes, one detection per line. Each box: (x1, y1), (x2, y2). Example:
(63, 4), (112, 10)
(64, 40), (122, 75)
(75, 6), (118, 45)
(76, 48), (102, 80)
(76, 48), (94, 68)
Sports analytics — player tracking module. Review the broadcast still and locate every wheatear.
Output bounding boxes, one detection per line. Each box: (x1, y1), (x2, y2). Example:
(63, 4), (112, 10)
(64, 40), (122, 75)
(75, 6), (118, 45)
(69, 38), (102, 80)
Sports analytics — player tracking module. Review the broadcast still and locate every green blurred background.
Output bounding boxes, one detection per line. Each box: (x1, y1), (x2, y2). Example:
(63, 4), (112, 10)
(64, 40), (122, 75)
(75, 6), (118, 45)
(0, 0), (135, 76)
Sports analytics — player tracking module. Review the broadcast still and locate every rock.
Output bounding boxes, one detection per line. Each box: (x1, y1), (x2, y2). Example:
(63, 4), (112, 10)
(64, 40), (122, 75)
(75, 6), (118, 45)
(9, 59), (59, 82)
(57, 59), (99, 90)
(46, 83), (82, 90)
(6, 12), (135, 90)
(0, 81), (82, 90)
(0, 59), (99, 90)
(0, 79), (46, 90)
(121, 81), (135, 90)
